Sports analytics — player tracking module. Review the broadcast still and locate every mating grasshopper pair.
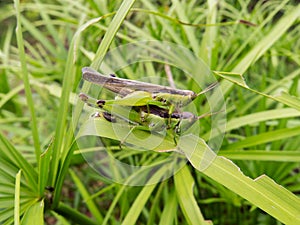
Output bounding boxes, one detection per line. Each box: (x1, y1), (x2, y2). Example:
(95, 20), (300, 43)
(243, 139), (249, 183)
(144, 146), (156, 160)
(80, 67), (217, 144)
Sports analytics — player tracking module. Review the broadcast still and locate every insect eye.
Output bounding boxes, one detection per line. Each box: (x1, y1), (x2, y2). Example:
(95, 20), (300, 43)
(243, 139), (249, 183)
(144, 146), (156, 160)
(149, 122), (155, 128)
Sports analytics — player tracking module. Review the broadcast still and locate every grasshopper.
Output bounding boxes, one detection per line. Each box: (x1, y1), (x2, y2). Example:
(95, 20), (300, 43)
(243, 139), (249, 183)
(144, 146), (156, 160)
(82, 67), (217, 111)
(80, 67), (218, 144)
(79, 93), (217, 144)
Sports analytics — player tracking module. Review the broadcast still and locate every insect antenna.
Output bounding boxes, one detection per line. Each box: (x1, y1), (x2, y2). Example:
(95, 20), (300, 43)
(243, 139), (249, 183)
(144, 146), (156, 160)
(196, 109), (225, 120)
(196, 82), (218, 97)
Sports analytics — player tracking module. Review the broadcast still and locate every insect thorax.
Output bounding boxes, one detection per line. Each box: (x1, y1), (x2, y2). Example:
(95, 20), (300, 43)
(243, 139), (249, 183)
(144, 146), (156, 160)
(153, 93), (193, 107)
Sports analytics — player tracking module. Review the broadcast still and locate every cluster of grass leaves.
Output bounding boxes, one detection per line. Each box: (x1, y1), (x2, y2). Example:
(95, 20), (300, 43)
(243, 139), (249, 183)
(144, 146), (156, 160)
(0, 0), (299, 224)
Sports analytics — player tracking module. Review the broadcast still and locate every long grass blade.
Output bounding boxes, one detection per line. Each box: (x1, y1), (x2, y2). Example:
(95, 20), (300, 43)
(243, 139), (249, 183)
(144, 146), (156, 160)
(14, 0), (41, 162)
(174, 166), (205, 225)
(14, 170), (21, 225)
(179, 135), (300, 224)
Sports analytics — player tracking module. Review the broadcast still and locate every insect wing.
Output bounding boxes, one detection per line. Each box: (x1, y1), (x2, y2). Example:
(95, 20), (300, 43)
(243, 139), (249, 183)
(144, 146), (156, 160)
(100, 91), (156, 107)
(82, 67), (195, 96)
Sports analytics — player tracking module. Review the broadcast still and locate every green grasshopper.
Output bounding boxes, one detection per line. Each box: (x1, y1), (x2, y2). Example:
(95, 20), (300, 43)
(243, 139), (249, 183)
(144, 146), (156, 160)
(80, 67), (218, 144)
(79, 93), (217, 144)
(82, 67), (217, 112)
